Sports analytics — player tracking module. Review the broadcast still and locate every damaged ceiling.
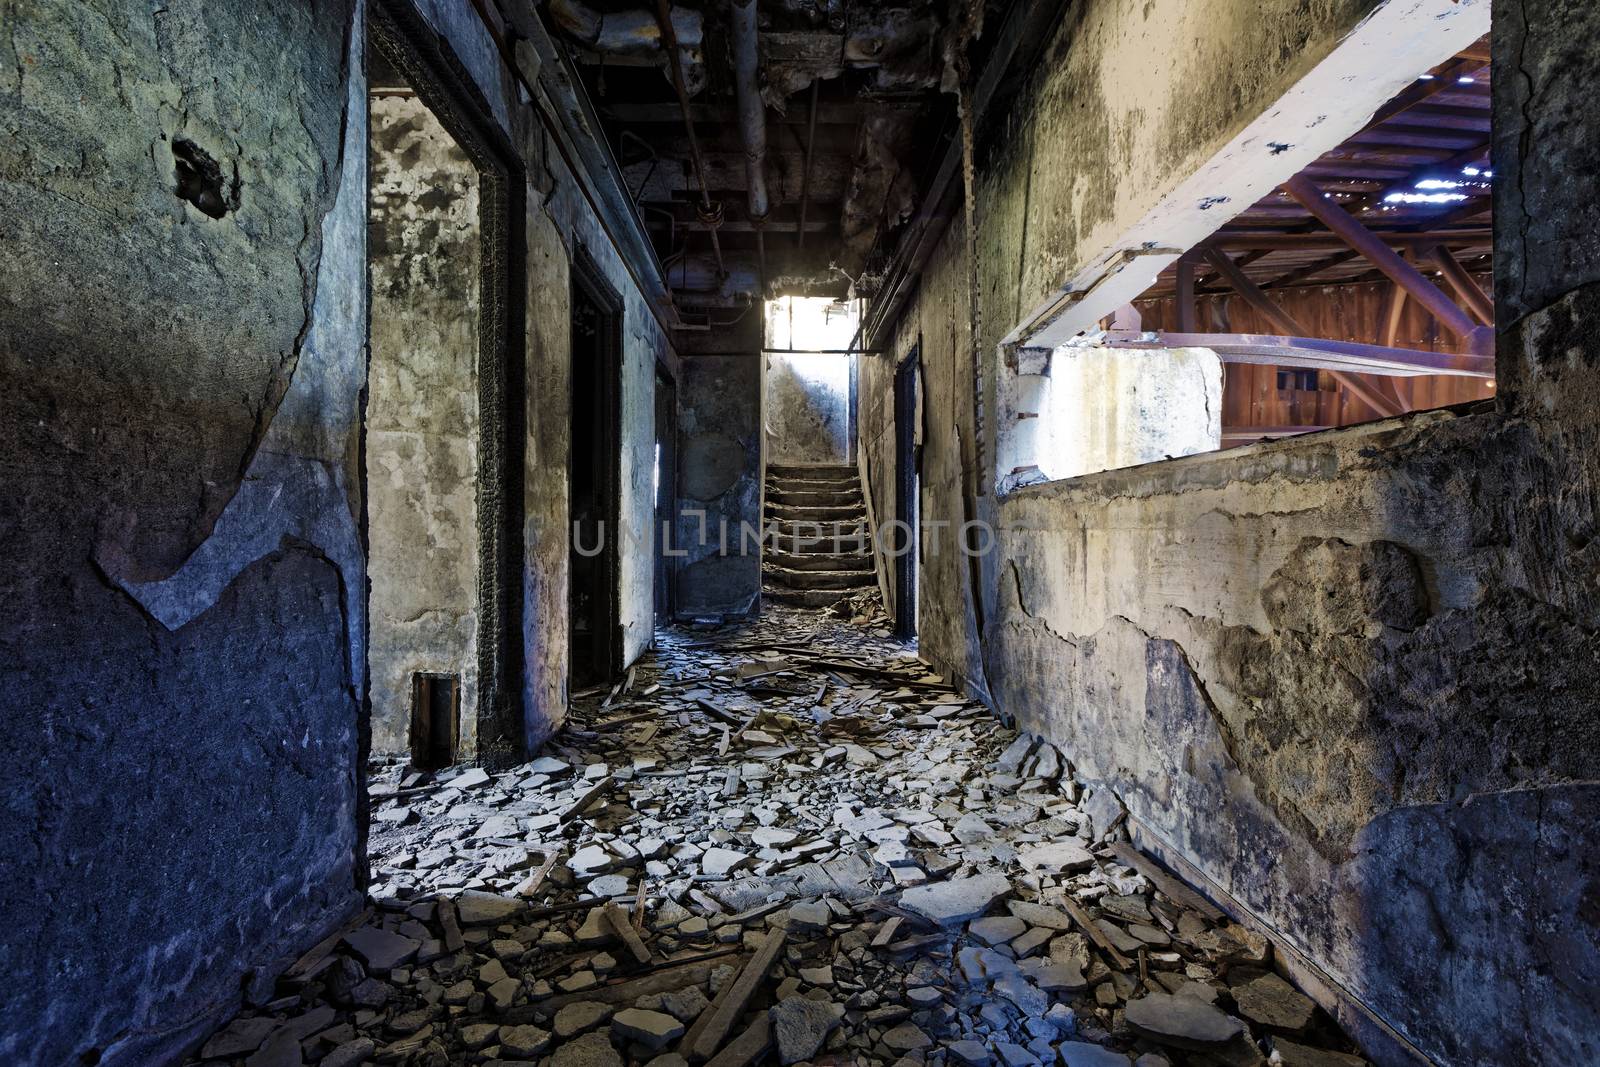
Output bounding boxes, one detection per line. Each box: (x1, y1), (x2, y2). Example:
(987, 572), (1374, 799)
(540, 0), (987, 317)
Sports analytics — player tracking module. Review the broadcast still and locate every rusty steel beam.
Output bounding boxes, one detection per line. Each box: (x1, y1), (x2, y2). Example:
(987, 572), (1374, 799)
(1198, 247), (1405, 416)
(1282, 174), (1486, 353)
(1175, 253), (1198, 333)
(1428, 244), (1495, 325)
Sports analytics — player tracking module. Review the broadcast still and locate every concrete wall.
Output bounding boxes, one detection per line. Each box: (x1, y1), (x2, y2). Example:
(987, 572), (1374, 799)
(859, 0), (1598, 1063)
(0, 1), (365, 1063)
(1003, 345), (1222, 486)
(765, 352), (853, 464)
(0, 0), (671, 1061)
(367, 93), (481, 758)
(677, 345), (765, 618)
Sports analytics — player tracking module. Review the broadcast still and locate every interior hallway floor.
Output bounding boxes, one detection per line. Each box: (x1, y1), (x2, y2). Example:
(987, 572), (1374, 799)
(189, 607), (1369, 1067)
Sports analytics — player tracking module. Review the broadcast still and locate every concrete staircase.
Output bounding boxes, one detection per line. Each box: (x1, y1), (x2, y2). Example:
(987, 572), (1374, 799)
(762, 462), (878, 608)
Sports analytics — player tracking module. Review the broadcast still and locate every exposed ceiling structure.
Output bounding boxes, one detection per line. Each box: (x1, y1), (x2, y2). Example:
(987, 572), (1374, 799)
(1145, 38), (1492, 305)
(539, 0), (987, 318)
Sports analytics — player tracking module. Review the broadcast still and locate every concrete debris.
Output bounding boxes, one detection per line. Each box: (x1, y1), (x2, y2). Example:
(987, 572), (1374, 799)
(186, 608), (1369, 1067)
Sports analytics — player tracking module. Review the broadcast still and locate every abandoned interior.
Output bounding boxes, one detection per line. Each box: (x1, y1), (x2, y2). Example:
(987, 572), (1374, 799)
(4, 0), (1597, 1065)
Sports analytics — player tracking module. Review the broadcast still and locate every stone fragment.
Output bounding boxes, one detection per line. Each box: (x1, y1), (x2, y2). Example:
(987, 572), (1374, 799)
(555, 1000), (614, 1037)
(994, 1041), (1041, 1066)
(882, 1022), (932, 1051)
(1016, 841), (1094, 874)
(1270, 1037), (1370, 1067)
(948, 1039), (993, 1065)
(455, 890), (522, 925)
(702, 846), (753, 876)
(769, 996), (844, 1064)
(320, 1039), (377, 1067)
(787, 900), (831, 933)
(1123, 992), (1246, 1049)
(459, 1023), (499, 1050)
(969, 916), (1027, 946)
(552, 1030), (625, 1067)
(500, 1024), (553, 1057)
(1233, 972), (1316, 1033)
(1006, 900), (1073, 930)
(898, 873), (1011, 925)
(611, 1008), (686, 1050)
(1057, 1041), (1134, 1066)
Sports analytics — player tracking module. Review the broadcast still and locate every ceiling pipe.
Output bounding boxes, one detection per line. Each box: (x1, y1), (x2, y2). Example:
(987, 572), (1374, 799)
(797, 79), (819, 250)
(653, 0), (725, 279)
(730, 0), (770, 288)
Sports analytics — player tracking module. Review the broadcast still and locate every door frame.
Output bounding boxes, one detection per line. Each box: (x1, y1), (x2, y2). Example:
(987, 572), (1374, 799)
(366, 0), (528, 776)
(569, 244), (625, 683)
(892, 343), (920, 640)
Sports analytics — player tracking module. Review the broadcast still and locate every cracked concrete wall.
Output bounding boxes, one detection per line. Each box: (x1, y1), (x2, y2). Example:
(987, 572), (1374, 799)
(0, 1), (365, 1064)
(367, 93), (482, 759)
(861, 1), (1599, 1064)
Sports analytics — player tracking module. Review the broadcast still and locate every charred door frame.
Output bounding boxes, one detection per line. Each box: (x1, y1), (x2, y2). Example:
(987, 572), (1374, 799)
(366, 0), (528, 774)
(893, 343), (920, 639)
(570, 244), (625, 683)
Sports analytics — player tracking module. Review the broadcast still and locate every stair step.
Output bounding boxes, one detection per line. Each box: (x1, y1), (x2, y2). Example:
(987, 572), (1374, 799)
(765, 548), (874, 571)
(767, 462), (857, 481)
(762, 584), (852, 608)
(761, 564), (877, 590)
(766, 486), (864, 507)
(765, 502), (867, 523)
(766, 532), (872, 554)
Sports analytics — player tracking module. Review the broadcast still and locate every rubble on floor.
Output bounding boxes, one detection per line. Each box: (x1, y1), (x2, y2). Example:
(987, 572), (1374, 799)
(189, 609), (1367, 1067)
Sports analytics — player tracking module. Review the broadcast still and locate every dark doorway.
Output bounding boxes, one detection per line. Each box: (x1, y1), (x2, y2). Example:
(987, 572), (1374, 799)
(893, 346), (920, 640)
(654, 369), (678, 624)
(569, 249), (623, 688)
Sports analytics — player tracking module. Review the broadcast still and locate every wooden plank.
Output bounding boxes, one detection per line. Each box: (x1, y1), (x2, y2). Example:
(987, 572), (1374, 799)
(1058, 894), (1133, 970)
(870, 916), (904, 948)
(604, 902), (653, 965)
(1109, 841), (1225, 922)
(703, 1014), (773, 1067)
(687, 929), (788, 1061)
(560, 775), (616, 824)
(537, 951), (746, 1013)
(514, 851), (562, 898)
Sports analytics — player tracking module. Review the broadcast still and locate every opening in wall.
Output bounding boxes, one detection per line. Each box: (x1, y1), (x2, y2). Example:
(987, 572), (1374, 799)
(410, 673), (459, 771)
(999, 26), (1495, 492)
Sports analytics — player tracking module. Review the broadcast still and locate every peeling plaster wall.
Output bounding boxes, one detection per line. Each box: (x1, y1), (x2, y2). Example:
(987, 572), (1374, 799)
(0, 1), (365, 1064)
(0, 0), (674, 1060)
(367, 93), (482, 758)
(860, 1), (1599, 1064)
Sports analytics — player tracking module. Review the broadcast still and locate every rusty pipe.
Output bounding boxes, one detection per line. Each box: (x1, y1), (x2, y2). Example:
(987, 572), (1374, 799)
(730, 0), (769, 282)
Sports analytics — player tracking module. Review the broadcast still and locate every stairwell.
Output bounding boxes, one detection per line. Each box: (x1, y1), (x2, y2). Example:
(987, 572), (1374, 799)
(761, 462), (878, 607)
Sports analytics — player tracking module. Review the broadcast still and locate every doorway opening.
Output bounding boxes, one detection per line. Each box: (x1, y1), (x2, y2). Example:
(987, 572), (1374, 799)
(654, 369), (678, 624)
(892, 346), (920, 640)
(569, 249), (624, 688)
(364, 0), (526, 774)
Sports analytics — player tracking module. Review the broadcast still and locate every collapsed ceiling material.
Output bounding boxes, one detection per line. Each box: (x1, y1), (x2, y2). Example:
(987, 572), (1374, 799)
(539, 0), (980, 319)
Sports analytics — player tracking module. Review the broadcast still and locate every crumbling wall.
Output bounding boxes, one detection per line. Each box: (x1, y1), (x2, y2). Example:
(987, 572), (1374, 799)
(367, 93), (482, 758)
(0, 1), (365, 1064)
(859, 0), (1598, 1063)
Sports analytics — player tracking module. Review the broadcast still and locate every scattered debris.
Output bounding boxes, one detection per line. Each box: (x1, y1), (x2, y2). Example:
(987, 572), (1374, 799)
(187, 608), (1369, 1067)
